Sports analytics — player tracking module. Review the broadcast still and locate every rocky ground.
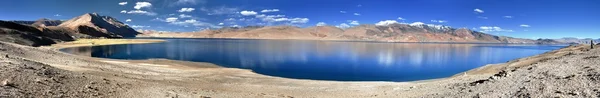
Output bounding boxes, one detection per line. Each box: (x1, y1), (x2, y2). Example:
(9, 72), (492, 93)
(0, 42), (129, 97)
(0, 39), (598, 97)
(432, 44), (600, 97)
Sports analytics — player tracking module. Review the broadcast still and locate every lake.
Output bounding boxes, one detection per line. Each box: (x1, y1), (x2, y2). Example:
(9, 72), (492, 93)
(60, 38), (566, 82)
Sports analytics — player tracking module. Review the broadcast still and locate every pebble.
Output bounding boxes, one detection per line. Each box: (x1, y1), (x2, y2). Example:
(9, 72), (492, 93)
(1, 79), (10, 86)
(200, 96), (211, 98)
(410, 86), (416, 89)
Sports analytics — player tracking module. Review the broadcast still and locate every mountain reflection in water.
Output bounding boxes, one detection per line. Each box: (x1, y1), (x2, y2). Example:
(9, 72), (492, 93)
(61, 38), (565, 81)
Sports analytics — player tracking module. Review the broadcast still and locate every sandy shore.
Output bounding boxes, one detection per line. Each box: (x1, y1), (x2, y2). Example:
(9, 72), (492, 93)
(1, 39), (598, 97)
(49, 39), (166, 49)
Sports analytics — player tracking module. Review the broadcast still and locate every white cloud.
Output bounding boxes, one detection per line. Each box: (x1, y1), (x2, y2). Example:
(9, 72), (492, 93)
(290, 18), (309, 23)
(166, 17), (178, 22)
(125, 19), (132, 22)
(503, 16), (513, 18)
(160, 17), (221, 28)
(430, 20), (447, 23)
(316, 22), (327, 26)
(349, 20), (359, 25)
(218, 23), (224, 25)
(255, 14), (285, 19)
(224, 18), (236, 21)
(172, 0), (205, 6)
(177, 8), (195, 12)
(152, 17), (221, 29)
(231, 25), (241, 27)
(240, 10), (257, 16)
(119, 2), (127, 5)
(120, 10), (127, 13)
(357, 5), (362, 7)
(184, 19), (197, 23)
(336, 23), (351, 29)
(124, 10), (157, 16)
(409, 22), (425, 26)
(260, 9), (280, 13)
(179, 14), (192, 18)
(477, 16), (488, 19)
(375, 20), (399, 26)
(353, 13), (361, 16)
(254, 14), (308, 24)
(54, 14), (61, 17)
(520, 24), (530, 27)
(134, 2), (152, 10)
(397, 17), (406, 20)
(274, 18), (289, 22)
(200, 6), (240, 15)
(130, 25), (150, 28)
(474, 8), (484, 14)
(479, 26), (513, 32)
(340, 11), (347, 13)
(238, 18), (251, 21)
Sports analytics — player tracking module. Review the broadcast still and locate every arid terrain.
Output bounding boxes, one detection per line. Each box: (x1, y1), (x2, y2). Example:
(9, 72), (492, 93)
(2, 12), (600, 97)
(1, 39), (599, 97)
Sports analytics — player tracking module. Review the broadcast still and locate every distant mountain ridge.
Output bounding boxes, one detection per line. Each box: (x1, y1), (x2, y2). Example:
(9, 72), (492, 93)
(139, 23), (544, 44)
(0, 13), (139, 46)
(140, 23), (600, 44)
(9, 18), (63, 27)
(550, 37), (600, 44)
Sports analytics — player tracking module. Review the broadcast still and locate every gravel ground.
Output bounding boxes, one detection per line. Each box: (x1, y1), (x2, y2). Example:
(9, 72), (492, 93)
(429, 44), (600, 97)
(0, 47), (129, 97)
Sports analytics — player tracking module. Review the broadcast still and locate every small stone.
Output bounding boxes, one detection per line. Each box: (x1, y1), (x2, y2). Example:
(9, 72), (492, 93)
(1, 79), (14, 87)
(1, 79), (9, 86)
(4, 54), (8, 58)
(199, 96), (211, 98)
(409, 86), (416, 89)
(35, 78), (44, 83)
(568, 92), (579, 95)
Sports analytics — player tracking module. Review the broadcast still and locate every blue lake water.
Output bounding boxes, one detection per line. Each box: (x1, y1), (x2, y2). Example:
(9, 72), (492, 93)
(60, 38), (566, 82)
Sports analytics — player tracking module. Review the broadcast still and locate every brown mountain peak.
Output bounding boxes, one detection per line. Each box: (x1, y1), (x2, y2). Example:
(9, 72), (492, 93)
(58, 13), (138, 38)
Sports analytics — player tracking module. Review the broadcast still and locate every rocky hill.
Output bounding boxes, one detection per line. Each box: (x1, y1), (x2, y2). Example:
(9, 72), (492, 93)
(59, 13), (138, 38)
(0, 20), (74, 46)
(0, 13), (139, 46)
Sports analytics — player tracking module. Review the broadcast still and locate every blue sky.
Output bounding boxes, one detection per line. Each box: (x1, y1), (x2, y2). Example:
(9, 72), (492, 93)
(1, 0), (599, 39)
